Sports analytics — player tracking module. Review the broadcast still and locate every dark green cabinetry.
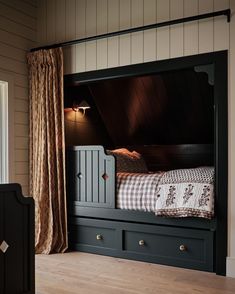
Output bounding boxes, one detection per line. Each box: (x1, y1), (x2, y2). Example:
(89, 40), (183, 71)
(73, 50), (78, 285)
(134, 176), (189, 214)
(69, 217), (214, 272)
(0, 184), (35, 294)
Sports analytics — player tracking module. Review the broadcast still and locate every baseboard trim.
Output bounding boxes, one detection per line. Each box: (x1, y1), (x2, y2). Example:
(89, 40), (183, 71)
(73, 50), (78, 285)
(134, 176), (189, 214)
(226, 257), (235, 277)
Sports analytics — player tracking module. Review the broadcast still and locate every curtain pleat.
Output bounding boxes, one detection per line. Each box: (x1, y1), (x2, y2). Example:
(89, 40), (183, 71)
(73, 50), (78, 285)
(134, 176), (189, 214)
(27, 48), (67, 254)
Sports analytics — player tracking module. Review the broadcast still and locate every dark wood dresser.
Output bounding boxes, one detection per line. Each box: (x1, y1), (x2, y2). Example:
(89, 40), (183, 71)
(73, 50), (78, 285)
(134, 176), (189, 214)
(0, 184), (35, 294)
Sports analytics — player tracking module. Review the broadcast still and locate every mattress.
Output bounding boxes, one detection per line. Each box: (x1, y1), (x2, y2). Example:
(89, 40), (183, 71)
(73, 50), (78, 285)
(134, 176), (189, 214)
(116, 167), (214, 219)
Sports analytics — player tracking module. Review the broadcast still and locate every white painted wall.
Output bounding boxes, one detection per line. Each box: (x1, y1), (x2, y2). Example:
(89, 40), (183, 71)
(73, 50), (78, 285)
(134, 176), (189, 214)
(0, 0), (37, 195)
(37, 0), (235, 276)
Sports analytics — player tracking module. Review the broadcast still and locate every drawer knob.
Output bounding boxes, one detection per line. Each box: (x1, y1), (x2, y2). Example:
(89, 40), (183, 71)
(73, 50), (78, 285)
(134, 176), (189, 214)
(96, 234), (102, 240)
(139, 240), (145, 246)
(179, 244), (187, 252)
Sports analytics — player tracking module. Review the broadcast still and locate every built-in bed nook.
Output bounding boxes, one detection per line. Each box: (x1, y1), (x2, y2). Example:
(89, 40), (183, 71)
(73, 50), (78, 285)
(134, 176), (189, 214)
(64, 51), (227, 275)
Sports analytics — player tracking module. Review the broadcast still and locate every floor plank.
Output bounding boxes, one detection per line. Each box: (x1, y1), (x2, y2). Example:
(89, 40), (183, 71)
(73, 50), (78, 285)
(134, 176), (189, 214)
(36, 252), (235, 294)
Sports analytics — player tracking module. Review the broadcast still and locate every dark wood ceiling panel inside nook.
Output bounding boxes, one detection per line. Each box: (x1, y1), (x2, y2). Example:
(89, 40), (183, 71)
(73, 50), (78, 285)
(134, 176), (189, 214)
(86, 68), (214, 146)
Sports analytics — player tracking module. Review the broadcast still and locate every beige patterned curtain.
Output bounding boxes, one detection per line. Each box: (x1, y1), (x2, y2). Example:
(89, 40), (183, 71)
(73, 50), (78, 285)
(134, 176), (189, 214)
(27, 48), (68, 254)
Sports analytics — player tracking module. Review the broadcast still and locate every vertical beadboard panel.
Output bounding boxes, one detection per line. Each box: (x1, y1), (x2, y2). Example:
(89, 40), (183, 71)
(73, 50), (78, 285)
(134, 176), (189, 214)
(92, 151), (99, 203)
(198, 0), (214, 53)
(131, 0), (144, 64)
(97, 0), (108, 69)
(170, 0), (183, 58)
(64, 46), (76, 75)
(143, 0), (157, 62)
(37, 0), (47, 44)
(65, 0), (76, 40)
(86, 0), (97, 71)
(157, 0), (170, 60)
(108, 0), (119, 68)
(47, 0), (56, 43)
(214, 0), (229, 51)
(38, 0), (231, 71)
(75, 0), (86, 73)
(183, 0), (199, 56)
(64, 0), (76, 74)
(55, 0), (66, 42)
(119, 0), (131, 66)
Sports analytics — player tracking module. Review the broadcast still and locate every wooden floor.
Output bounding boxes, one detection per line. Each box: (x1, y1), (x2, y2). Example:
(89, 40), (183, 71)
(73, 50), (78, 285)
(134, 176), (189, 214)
(36, 252), (235, 294)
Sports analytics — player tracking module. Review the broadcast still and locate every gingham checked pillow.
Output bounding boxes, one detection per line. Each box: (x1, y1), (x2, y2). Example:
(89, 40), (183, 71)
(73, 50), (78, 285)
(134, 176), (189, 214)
(107, 148), (148, 173)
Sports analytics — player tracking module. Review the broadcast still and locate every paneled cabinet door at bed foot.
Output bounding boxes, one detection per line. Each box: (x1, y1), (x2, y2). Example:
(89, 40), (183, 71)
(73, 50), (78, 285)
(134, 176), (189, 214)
(0, 184), (35, 294)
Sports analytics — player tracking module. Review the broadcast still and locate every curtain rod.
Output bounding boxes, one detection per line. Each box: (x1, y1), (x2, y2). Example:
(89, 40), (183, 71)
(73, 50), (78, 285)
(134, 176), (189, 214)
(30, 9), (231, 52)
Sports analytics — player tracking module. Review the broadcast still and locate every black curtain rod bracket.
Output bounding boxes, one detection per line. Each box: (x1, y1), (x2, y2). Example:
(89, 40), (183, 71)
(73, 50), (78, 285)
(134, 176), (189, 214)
(31, 9), (231, 52)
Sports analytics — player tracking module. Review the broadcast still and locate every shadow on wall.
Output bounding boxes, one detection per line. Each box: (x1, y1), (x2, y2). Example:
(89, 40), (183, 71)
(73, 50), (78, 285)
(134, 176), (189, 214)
(64, 83), (113, 147)
(64, 108), (112, 147)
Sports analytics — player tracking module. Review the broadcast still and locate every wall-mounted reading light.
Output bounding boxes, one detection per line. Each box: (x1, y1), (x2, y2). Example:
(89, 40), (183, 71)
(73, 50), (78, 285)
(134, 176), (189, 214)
(73, 100), (91, 115)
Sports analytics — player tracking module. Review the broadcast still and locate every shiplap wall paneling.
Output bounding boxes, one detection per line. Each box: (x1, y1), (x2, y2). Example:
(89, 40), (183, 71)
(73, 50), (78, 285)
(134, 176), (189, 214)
(1, 0), (37, 17)
(75, 0), (86, 72)
(198, 0), (214, 53)
(214, 0), (229, 51)
(15, 99), (28, 113)
(0, 44), (26, 64)
(15, 162), (29, 175)
(15, 86), (28, 101)
(0, 3), (36, 30)
(157, 0), (170, 60)
(23, 0), (37, 7)
(170, 0), (183, 58)
(143, 0), (156, 62)
(0, 16), (35, 41)
(119, 0), (131, 66)
(0, 56), (27, 75)
(131, 0), (144, 64)
(183, 0), (199, 56)
(0, 1), (37, 195)
(0, 28), (34, 54)
(13, 74), (28, 89)
(108, 0), (119, 68)
(15, 124), (28, 137)
(97, 0), (108, 69)
(15, 150), (29, 163)
(86, 0), (97, 71)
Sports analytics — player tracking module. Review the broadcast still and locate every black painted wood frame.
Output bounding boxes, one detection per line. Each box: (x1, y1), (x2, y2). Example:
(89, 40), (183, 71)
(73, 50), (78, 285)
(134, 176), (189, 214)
(0, 184), (35, 294)
(65, 51), (228, 275)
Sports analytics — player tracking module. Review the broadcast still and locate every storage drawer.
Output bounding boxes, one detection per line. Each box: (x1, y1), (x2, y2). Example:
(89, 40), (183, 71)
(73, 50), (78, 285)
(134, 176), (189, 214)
(68, 217), (214, 272)
(123, 224), (214, 271)
(68, 217), (120, 254)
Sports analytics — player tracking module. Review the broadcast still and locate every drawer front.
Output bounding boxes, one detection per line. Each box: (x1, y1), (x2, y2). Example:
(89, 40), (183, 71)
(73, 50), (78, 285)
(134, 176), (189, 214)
(68, 217), (214, 271)
(123, 224), (214, 271)
(69, 218), (119, 251)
